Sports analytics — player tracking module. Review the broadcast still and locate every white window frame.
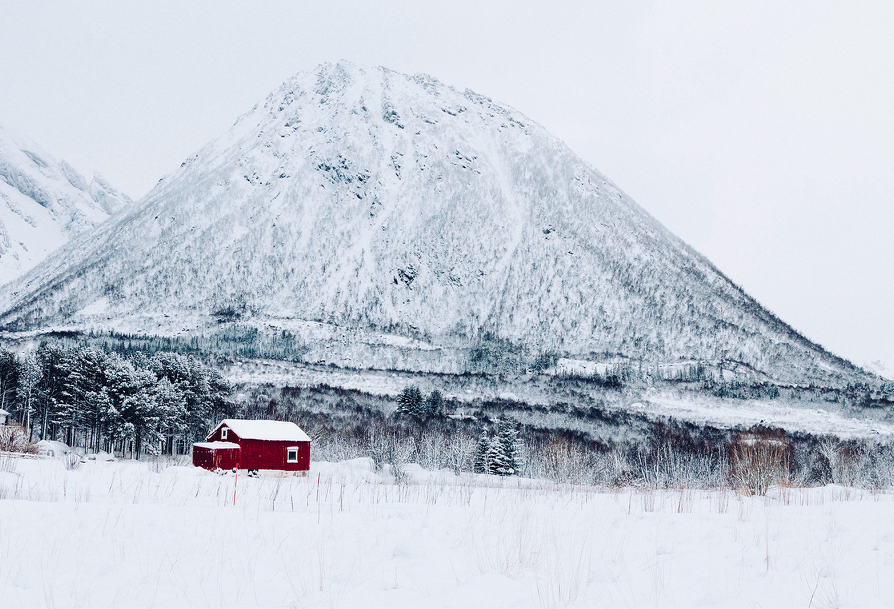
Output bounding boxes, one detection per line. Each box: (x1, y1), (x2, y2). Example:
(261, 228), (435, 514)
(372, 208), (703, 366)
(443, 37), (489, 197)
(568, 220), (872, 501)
(287, 447), (299, 463)
(221, 428), (228, 440)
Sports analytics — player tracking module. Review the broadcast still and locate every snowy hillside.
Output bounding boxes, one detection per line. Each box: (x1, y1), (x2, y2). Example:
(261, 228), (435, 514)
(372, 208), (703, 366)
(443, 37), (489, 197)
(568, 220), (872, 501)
(0, 124), (131, 285)
(0, 62), (867, 386)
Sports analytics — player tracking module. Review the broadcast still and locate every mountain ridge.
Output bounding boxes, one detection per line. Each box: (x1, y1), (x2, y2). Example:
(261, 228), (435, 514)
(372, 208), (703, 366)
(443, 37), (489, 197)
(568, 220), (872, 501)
(0, 123), (131, 285)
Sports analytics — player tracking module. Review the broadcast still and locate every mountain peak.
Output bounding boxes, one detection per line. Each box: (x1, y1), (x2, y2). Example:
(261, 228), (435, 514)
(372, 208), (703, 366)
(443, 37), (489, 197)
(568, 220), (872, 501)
(0, 65), (864, 386)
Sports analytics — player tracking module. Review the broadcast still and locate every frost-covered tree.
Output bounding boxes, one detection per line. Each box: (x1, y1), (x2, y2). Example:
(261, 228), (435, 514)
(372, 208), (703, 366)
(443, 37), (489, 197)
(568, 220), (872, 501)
(0, 348), (20, 415)
(34, 343), (67, 441)
(149, 351), (231, 445)
(395, 386), (447, 423)
(395, 385), (424, 418)
(473, 418), (521, 476)
(6, 344), (231, 456)
(426, 389), (445, 417)
(492, 418), (520, 476)
(473, 431), (493, 474)
(18, 355), (40, 441)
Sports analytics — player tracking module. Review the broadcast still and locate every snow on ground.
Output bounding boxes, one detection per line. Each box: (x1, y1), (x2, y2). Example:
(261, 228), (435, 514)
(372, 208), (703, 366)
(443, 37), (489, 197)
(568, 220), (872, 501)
(2, 455), (894, 608)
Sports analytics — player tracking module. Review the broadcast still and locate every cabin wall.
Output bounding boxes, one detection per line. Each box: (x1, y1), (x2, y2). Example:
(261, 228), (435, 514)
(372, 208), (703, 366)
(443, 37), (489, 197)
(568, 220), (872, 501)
(239, 439), (310, 471)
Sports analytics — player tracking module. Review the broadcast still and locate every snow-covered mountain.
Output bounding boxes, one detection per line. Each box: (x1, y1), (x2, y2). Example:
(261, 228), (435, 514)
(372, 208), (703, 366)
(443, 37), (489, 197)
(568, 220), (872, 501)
(0, 62), (868, 386)
(0, 124), (131, 285)
(862, 360), (894, 381)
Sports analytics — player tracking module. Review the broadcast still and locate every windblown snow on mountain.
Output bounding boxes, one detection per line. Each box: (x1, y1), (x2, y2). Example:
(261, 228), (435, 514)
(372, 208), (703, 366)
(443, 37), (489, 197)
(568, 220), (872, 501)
(0, 63), (866, 386)
(0, 124), (131, 285)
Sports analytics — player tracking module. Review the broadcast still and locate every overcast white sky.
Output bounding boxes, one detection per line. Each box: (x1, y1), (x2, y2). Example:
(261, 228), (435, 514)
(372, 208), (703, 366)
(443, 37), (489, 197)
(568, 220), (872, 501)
(1, 0), (892, 371)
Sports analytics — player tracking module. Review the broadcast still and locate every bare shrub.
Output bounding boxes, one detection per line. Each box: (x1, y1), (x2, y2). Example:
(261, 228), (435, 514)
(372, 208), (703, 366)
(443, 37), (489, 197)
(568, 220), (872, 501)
(0, 424), (38, 454)
(389, 437), (417, 484)
(635, 444), (726, 489)
(63, 453), (83, 471)
(309, 427), (366, 464)
(539, 438), (592, 484)
(517, 436), (635, 486)
(144, 454), (192, 473)
(0, 452), (16, 473)
(817, 438), (864, 486)
(415, 432), (443, 471)
(445, 432), (477, 474)
(728, 431), (791, 496)
(366, 429), (392, 472)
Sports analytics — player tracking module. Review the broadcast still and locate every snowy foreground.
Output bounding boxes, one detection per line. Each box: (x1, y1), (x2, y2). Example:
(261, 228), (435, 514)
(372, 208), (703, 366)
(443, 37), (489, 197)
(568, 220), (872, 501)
(2, 456), (893, 609)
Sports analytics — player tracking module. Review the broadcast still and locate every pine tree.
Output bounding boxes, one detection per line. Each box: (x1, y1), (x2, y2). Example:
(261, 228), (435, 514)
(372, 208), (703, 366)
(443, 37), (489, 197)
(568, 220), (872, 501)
(426, 389), (444, 418)
(492, 418), (520, 476)
(18, 355), (41, 442)
(395, 386), (424, 418)
(0, 348), (20, 416)
(473, 431), (492, 474)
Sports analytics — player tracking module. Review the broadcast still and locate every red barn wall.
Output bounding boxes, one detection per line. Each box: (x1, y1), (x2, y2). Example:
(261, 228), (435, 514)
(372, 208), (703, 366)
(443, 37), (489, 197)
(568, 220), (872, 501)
(239, 439), (310, 471)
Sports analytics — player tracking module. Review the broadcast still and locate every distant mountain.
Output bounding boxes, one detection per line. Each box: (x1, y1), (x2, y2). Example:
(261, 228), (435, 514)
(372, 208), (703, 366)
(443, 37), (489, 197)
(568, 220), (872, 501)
(862, 360), (894, 381)
(0, 62), (867, 386)
(0, 124), (131, 284)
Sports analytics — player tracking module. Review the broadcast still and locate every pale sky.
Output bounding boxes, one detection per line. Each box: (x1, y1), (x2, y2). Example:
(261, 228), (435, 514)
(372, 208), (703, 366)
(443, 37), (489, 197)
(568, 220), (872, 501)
(1, 0), (892, 372)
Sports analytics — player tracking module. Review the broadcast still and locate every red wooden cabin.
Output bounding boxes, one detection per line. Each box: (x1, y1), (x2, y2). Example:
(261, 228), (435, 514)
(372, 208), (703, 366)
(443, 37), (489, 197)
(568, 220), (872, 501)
(192, 419), (311, 474)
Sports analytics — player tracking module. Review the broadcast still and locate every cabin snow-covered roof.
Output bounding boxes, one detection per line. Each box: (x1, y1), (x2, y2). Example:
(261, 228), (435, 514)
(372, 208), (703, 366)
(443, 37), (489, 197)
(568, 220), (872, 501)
(193, 441), (240, 450)
(212, 419), (311, 442)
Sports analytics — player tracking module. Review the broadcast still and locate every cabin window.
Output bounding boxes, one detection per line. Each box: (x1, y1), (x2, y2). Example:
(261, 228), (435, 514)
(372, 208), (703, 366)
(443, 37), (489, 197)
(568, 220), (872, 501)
(221, 428), (228, 440)
(287, 448), (299, 463)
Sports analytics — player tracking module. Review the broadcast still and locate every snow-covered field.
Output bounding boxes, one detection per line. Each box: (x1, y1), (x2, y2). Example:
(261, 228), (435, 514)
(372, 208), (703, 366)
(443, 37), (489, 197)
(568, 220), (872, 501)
(2, 455), (893, 609)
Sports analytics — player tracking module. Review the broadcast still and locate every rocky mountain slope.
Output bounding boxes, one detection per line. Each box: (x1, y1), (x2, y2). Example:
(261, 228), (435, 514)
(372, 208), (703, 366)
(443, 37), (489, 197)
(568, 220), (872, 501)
(0, 124), (131, 285)
(0, 63), (867, 386)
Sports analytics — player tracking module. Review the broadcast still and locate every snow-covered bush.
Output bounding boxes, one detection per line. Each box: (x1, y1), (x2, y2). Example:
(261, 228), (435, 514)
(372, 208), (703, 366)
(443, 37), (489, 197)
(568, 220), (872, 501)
(63, 452), (83, 471)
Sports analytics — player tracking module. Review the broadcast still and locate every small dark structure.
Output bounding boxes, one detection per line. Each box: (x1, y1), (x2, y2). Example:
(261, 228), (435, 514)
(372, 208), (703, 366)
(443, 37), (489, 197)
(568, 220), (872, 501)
(192, 419), (311, 474)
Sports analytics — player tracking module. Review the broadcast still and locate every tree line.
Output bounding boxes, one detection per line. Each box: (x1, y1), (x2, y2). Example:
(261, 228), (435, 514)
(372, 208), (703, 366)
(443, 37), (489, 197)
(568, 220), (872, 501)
(394, 385), (521, 476)
(0, 344), (232, 457)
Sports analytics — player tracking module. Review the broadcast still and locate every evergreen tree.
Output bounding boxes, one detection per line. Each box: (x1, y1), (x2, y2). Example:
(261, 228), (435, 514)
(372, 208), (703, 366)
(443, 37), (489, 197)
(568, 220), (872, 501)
(17, 344), (232, 456)
(473, 431), (492, 474)
(34, 343), (67, 441)
(18, 355), (41, 441)
(0, 348), (20, 416)
(492, 418), (520, 476)
(395, 386), (424, 418)
(426, 389), (445, 417)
